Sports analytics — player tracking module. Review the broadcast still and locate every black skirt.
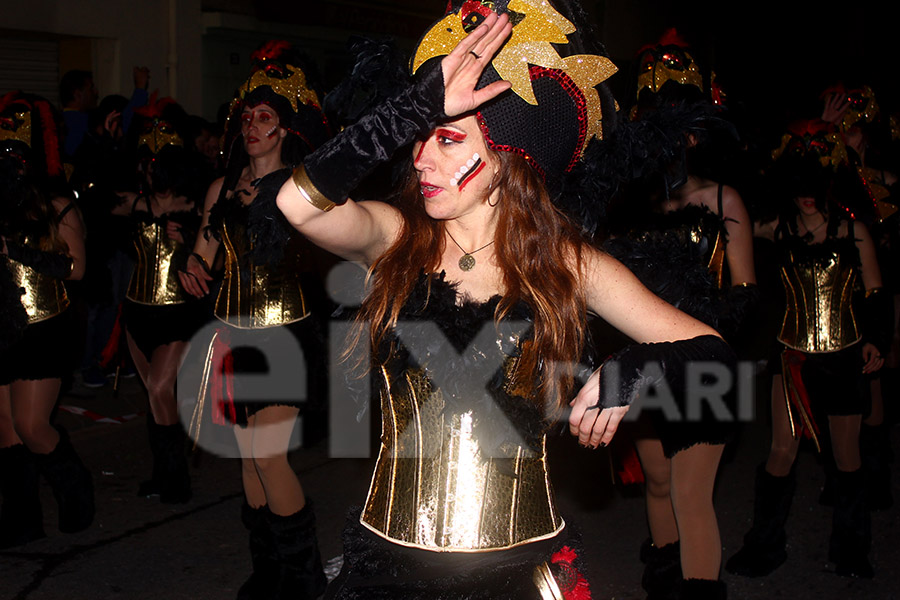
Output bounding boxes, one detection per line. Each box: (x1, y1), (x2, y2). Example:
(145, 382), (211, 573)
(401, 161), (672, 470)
(769, 343), (869, 417)
(0, 310), (76, 385)
(206, 316), (326, 427)
(123, 298), (209, 360)
(325, 508), (593, 600)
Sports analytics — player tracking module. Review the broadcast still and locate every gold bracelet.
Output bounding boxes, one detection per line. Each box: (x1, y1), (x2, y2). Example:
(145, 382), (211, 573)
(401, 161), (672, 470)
(191, 252), (212, 274)
(292, 165), (336, 212)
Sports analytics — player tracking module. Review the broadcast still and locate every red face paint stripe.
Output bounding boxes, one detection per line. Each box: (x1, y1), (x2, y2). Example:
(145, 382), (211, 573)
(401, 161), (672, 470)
(436, 128), (467, 142)
(457, 160), (485, 191)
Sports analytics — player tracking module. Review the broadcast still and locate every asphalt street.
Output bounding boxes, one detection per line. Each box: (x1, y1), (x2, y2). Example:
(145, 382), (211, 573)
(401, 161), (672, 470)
(1, 367), (897, 600)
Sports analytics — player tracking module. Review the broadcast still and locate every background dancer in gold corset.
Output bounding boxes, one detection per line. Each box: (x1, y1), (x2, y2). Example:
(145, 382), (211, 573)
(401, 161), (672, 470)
(112, 95), (205, 504)
(277, 2), (737, 598)
(0, 91), (93, 548)
(727, 119), (888, 580)
(179, 41), (333, 599)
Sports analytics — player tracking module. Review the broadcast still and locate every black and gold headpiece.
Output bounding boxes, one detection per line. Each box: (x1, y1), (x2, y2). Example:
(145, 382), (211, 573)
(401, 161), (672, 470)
(412, 0), (617, 192)
(635, 28), (703, 98)
(134, 93), (184, 155)
(224, 40), (331, 157)
(0, 91), (62, 177)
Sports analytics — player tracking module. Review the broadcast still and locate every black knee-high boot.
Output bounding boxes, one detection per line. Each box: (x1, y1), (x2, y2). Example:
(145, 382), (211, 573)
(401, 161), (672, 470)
(725, 463), (795, 577)
(829, 468), (873, 578)
(156, 424), (191, 504)
(138, 418), (164, 498)
(679, 578), (727, 599)
(36, 426), (94, 533)
(860, 423), (893, 511)
(0, 444), (46, 548)
(641, 540), (681, 600)
(237, 502), (279, 600)
(267, 501), (327, 599)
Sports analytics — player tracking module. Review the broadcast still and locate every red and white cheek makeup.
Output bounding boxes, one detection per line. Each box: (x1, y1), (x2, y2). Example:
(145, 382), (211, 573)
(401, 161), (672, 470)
(451, 152), (484, 191)
(264, 125), (278, 138)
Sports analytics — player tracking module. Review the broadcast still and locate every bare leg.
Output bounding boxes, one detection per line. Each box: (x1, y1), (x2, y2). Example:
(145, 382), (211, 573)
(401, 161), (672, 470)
(145, 341), (189, 426)
(0, 386), (23, 448)
(671, 442), (725, 580)
(829, 415), (862, 472)
(766, 375), (801, 476)
(234, 424), (268, 509)
(247, 405), (305, 517)
(864, 378), (883, 427)
(634, 436), (678, 547)
(9, 378), (62, 454)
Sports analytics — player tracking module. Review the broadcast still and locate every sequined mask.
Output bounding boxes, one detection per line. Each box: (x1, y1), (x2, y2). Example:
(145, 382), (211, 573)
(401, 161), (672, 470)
(137, 118), (183, 155)
(0, 107), (31, 149)
(842, 86), (879, 132)
(635, 44), (703, 96)
(772, 121), (848, 170)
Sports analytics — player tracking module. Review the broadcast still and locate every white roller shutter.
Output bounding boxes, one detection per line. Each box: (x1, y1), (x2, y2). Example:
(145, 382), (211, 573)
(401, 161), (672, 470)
(0, 38), (60, 105)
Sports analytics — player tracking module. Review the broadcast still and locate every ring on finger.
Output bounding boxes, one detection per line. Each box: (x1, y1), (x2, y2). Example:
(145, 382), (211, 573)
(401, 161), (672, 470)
(470, 50), (481, 59)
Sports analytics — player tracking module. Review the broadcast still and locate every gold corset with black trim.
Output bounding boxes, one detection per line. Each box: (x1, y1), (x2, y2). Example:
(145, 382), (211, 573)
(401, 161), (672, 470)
(4, 257), (69, 324)
(778, 244), (861, 353)
(361, 349), (563, 552)
(127, 221), (191, 305)
(214, 219), (308, 329)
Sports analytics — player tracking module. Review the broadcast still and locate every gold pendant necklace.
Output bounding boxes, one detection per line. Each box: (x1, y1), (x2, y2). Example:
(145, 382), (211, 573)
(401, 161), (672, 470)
(446, 230), (494, 272)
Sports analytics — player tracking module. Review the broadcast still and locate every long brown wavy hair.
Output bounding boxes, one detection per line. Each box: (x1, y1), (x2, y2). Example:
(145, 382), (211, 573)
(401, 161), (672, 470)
(352, 149), (588, 411)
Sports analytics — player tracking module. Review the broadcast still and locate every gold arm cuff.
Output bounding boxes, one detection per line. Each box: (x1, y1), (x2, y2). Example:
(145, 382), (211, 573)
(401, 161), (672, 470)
(292, 165), (336, 212)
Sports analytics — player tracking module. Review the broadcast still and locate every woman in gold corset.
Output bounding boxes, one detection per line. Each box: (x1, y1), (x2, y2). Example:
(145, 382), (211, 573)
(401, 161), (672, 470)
(0, 91), (94, 548)
(112, 96), (205, 504)
(277, 3), (736, 598)
(178, 41), (333, 599)
(727, 119), (887, 580)
(598, 29), (758, 598)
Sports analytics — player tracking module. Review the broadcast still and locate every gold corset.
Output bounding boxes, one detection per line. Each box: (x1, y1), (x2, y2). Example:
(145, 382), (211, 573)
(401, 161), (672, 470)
(214, 219), (308, 329)
(778, 246), (860, 352)
(695, 224), (726, 289)
(127, 221), (191, 305)
(361, 362), (563, 552)
(5, 257), (69, 324)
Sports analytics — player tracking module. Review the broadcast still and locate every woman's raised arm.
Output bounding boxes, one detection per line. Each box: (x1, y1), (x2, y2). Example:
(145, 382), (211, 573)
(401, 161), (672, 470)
(276, 12), (512, 265)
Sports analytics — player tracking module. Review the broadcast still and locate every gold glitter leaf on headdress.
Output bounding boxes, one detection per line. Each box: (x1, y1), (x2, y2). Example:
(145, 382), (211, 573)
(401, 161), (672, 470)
(240, 64), (320, 113)
(413, 0), (613, 107)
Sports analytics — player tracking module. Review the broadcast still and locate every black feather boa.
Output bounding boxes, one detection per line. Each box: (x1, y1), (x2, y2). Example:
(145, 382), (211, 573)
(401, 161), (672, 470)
(206, 168), (294, 267)
(603, 204), (725, 328)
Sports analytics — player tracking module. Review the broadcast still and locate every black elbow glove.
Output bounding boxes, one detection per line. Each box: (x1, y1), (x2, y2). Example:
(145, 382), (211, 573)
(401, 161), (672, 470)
(595, 334), (737, 409)
(295, 63), (446, 208)
(862, 287), (894, 356)
(5, 242), (73, 280)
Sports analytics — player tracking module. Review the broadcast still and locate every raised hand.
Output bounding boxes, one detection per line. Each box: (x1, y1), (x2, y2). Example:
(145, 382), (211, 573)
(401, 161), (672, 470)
(441, 12), (513, 118)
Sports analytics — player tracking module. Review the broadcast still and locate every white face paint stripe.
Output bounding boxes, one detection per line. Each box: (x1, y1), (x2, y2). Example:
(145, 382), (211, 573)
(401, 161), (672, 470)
(451, 152), (481, 187)
(265, 125), (278, 138)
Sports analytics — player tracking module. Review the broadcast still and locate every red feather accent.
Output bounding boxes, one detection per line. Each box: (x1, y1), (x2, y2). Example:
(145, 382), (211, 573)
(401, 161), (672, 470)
(615, 443), (645, 485)
(133, 91), (177, 119)
(211, 328), (236, 426)
(637, 27), (690, 56)
(99, 303), (124, 367)
(251, 40), (291, 63)
(0, 90), (26, 113)
(35, 99), (62, 176)
(551, 546), (592, 600)
(781, 350), (822, 450)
